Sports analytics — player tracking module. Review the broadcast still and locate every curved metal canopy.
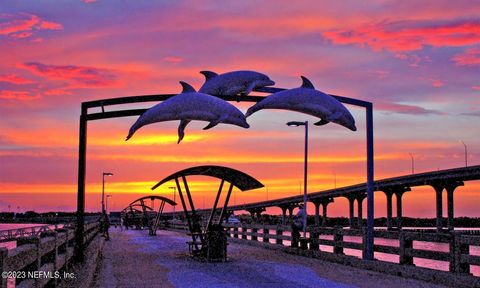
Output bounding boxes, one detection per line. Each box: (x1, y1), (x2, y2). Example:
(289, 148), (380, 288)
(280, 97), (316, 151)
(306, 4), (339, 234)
(129, 195), (177, 206)
(151, 165), (264, 191)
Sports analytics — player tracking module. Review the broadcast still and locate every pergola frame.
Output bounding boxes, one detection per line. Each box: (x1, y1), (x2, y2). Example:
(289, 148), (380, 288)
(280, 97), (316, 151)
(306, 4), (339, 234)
(75, 87), (374, 261)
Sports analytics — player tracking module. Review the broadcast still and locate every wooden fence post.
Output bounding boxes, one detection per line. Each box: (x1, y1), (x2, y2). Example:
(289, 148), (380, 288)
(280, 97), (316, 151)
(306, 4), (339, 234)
(454, 234), (470, 274)
(233, 226), (238, 238)
(399, 231), (413, 265)
(309, 229), (319, 251)
(276, 227), (283, 245)
(0, 248), (8, 288)
(333, 226), (343, 255)
(252, 227), (258, 241)
(241, 225), (248, 240)
(263, 227), (269, 243)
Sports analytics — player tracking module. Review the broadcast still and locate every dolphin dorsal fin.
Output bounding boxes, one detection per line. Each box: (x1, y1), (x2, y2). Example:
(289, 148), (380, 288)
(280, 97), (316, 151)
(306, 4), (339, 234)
(300, 76), (315, 89)
(200, 71), (218, 81)
(179, 81), (196, 93)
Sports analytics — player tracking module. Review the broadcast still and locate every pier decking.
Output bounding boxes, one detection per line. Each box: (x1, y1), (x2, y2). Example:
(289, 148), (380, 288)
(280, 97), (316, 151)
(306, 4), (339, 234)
(95, 228), (444, 288)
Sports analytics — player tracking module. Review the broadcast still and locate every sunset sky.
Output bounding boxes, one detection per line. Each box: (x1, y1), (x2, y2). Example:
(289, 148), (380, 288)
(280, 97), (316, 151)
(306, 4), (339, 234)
(1, 1), (479, 218)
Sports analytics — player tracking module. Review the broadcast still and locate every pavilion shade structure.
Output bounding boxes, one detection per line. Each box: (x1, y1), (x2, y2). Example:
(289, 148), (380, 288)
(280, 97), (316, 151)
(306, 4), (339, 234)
(151, 165), (264, 192)
(151, 165), (264, 261)
(121, 195), (177, 235)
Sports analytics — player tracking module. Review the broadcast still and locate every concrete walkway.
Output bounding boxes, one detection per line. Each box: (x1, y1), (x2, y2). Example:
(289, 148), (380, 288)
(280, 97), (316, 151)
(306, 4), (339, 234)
(95, 228), (445, 288)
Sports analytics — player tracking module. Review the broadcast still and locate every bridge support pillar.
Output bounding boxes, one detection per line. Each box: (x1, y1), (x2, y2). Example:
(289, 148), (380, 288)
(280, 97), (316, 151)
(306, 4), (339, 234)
(357, 195), (366, 228)
(280, 206), (287, 225)
(395, 191), (404, 230)
(322, 201), (329, 227)
(347, 197), (355, 229)
(432, 184), (444, 233)
(393, 187), (410, 230)
(446, 181), (464, 231)
(287, 206), (294, 223)
(384, 190), (394, 230)
(313, 202), (321, 226)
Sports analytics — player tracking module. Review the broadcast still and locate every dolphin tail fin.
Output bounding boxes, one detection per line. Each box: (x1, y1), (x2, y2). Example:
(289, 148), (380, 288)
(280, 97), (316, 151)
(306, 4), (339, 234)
(245, 104), (258, 118)
(200, 71), (218, 81)
(314, 119), (329, 126)
(177, 119), (191, 144)
(179, 81), (196, 93)
(300, 76), (315, 89)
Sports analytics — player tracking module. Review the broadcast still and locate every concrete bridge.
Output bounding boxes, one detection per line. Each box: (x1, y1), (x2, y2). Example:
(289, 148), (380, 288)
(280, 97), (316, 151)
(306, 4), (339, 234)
(186, 165), (480, 232)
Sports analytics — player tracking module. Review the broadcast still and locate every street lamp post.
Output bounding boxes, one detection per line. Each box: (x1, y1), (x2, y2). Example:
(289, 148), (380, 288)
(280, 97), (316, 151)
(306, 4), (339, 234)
(460, 140), (467, 167)
(102, 172), (113, 215)
(169, 186), (176, 219)
(105, 195), (112, 214)
(408, 153), (414, 174)
(287, 121), (308, 238)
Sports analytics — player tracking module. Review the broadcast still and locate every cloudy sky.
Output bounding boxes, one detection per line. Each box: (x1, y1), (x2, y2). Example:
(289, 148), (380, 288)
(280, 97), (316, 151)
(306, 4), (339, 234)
(0, 1), (479, 217)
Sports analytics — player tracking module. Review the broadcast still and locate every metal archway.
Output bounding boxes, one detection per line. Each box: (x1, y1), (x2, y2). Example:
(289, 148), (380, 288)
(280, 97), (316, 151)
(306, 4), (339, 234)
(75, 86), (374, 261)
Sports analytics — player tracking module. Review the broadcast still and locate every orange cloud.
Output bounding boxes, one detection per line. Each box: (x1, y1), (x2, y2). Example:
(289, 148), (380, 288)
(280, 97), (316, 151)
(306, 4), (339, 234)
(322, 20), (480, 52)
(0, 74), (34, 84)
(452, 47), (480, 66)
(0, 13), (62, 38)
(20, 62), (118, 88)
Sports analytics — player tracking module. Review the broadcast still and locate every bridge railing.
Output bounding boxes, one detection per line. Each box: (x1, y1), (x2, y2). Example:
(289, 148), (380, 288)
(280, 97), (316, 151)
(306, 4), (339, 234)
(0, 221), (101, 288)
(223, 224), (480, 277)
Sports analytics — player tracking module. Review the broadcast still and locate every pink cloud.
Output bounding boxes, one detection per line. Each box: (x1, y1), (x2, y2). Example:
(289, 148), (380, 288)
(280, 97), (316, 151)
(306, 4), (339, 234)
(452, 47), (480, 66)
(322, 20), (480, 52)
(430, 79), (444, 88)
(0, 74), (34, 84)
(376, 101), (443, 115)
(20, 62), (118, 88)
(0, 90), (39, 100)
(0, 13), (62, 39)
(82, 0), (97, 3)
(472, 85), (480, 90)
(163, 56), (184, 63)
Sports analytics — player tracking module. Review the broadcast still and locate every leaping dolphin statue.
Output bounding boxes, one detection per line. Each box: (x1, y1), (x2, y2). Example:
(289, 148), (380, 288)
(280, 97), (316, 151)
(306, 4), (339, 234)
(126, 81), (250, 143)
(199, 70), (275, 96)
(245, 76), (357, 131)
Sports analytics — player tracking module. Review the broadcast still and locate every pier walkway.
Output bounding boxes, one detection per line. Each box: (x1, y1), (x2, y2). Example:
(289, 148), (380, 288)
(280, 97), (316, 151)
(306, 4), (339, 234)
(95, 228), (444, 288)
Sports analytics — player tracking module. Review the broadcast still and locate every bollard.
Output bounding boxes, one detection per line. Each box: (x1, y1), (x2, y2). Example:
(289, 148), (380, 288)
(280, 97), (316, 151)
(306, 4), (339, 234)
(299, 238), (308, 250)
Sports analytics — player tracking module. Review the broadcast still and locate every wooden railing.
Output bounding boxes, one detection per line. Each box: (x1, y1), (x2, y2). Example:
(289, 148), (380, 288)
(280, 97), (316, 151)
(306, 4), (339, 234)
(0, 221), (101, 288)
(223, 224), (480, 276)
(0, 224), (75, 243)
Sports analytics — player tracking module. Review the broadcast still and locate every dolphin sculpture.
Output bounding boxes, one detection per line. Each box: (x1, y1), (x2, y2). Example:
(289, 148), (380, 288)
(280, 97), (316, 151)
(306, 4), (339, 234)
(126, 81), (250, 143)
(245, 76), (357, 131)
(199, 70), (275, 96)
